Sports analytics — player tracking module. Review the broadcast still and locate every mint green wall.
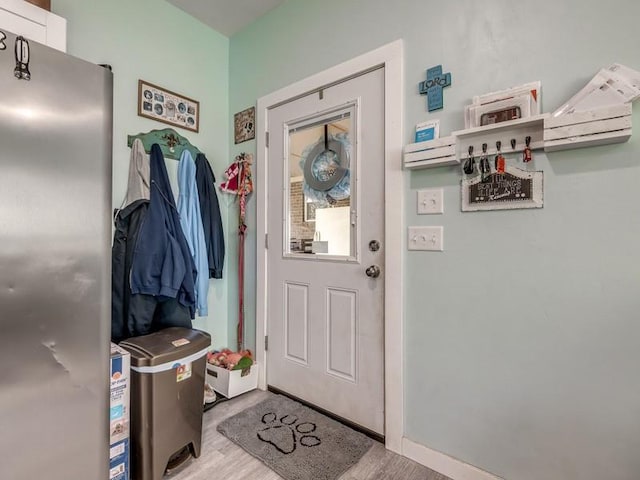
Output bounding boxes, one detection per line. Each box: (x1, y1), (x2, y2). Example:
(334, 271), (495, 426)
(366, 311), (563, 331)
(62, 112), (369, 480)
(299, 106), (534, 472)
(229, 1), (640, 479)
(52, 0), (231, 348)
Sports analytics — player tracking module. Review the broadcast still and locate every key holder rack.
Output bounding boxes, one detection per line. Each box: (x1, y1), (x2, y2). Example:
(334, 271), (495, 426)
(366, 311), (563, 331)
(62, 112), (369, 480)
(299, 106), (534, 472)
(453, 114), (547, 168)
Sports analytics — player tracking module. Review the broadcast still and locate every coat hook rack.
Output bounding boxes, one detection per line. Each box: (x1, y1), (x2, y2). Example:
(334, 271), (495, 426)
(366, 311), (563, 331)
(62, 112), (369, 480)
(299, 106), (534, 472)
(127, 127), (202, 160)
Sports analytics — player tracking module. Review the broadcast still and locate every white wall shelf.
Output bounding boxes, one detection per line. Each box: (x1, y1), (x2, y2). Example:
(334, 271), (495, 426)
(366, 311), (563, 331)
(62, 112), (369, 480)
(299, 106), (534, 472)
(404, 136), (457, 169)
(544, 104), (632, 152)
(404, 107), (634, 170)
(453, 114), (549, 138)
(404, 115), (548, 169)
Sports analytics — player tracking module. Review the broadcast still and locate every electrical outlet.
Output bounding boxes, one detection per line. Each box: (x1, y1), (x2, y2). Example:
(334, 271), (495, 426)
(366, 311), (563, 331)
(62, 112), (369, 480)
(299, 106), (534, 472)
(408, 226), (444, 251)
(417, 189), (444, 214)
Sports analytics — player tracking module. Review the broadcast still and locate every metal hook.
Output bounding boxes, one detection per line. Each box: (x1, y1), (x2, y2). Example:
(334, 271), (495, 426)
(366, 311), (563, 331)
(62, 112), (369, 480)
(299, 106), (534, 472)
(324, 124), (329, 151)
(510, 138), (517, 149)
(0, 31), (6, 51)
(525, 136), (531, 147)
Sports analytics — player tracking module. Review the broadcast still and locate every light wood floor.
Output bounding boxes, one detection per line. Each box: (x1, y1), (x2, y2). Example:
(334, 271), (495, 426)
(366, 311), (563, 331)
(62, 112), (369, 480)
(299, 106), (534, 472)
(166, 390), (451, 480)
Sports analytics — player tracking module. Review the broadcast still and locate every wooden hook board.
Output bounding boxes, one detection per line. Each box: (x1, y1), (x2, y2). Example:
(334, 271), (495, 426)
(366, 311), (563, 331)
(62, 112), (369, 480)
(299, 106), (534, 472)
(127, 127), (202, 160)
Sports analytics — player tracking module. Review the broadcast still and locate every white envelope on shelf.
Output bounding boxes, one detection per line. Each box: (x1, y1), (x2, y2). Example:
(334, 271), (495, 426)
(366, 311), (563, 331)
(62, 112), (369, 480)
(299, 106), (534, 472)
(553, 65), (640, 117)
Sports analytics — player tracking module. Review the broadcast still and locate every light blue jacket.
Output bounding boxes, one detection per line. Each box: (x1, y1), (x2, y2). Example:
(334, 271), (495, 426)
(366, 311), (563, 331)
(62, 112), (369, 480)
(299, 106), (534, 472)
(178, 150), (210, 317)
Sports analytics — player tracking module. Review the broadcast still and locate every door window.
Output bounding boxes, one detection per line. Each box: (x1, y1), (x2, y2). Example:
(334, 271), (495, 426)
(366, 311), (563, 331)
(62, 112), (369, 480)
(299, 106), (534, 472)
(284, 104), (357, 260)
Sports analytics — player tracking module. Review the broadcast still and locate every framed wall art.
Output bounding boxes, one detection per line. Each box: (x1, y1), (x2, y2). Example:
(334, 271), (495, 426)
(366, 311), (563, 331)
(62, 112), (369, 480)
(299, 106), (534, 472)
(461, 166), (543, 212)
(234, 106), (255, 144)
(138, 80), (200, 133)
(303, 197), (316, 222)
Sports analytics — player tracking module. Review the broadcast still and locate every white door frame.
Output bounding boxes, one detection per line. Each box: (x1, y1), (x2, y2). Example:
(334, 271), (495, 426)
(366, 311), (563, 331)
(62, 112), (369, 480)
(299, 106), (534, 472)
(256, 39), (404, 453)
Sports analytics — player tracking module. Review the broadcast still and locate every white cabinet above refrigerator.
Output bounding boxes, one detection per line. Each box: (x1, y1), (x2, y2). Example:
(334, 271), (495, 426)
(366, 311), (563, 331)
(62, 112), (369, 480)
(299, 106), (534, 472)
(0, 0), (66, 52)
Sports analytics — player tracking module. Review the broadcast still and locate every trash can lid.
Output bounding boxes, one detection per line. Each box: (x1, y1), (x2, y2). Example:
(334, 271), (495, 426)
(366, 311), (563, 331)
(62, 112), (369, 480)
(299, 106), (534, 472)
(119, 327), (211, 367)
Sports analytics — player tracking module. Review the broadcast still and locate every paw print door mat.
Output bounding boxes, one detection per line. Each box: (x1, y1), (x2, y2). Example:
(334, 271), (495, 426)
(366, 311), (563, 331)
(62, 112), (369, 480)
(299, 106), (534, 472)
(217, 394), (373, 480)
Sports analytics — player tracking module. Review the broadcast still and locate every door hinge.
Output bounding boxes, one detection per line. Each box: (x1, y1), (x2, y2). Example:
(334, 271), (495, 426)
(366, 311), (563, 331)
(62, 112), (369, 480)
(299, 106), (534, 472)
(265, 233), (269, 249)
(264, 335), (269, 351)
(265, 131), (269, 148)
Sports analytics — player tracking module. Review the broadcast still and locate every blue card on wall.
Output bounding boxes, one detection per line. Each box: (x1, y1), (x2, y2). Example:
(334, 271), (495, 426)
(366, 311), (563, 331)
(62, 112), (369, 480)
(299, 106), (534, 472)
(415, 120), (439, 143)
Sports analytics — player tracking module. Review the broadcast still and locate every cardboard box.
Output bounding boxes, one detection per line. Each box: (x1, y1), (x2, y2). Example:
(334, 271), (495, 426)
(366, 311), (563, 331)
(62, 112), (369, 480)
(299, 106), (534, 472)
(24, 0), (51, 11)
(109, 439), (129, 480)
(207, 363), (258, 398)
(110, 343), (130, 480)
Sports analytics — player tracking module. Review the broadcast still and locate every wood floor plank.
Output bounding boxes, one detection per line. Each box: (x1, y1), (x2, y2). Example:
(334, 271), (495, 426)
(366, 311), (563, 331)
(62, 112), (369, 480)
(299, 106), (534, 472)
(166, 391), (450, 480)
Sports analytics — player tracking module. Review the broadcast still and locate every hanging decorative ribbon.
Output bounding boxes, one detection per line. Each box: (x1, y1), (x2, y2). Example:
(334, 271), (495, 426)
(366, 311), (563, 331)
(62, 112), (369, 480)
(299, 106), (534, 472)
(220, 153), (253, 351)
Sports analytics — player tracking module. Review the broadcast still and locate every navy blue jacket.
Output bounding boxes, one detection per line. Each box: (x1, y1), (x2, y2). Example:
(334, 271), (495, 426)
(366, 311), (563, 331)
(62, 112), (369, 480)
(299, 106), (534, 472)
(111, 199), (148, 342)
(195, 153), (225, 279)
(130, 144), (197, 317)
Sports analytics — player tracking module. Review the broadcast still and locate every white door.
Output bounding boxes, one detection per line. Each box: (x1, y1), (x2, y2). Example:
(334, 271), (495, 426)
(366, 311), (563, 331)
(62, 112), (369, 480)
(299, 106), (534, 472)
(267, 67), (385, 435)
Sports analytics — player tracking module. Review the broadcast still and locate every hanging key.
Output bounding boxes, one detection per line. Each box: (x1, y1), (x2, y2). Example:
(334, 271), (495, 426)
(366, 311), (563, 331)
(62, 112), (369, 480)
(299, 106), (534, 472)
(479, 143), (491, 182)
(495, 141), (505, 174)
(523, 136), (533, 163)
(463, 145), (476, 175)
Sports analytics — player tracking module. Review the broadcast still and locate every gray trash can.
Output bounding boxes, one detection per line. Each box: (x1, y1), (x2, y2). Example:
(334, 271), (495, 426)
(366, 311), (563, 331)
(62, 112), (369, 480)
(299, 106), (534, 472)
(120, 327), (211, 480)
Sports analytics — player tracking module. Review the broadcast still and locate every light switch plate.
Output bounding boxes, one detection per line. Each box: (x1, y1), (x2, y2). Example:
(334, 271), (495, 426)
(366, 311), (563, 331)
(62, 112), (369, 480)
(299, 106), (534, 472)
(408, 226), (444, 251)
(417, 189), (444, 214)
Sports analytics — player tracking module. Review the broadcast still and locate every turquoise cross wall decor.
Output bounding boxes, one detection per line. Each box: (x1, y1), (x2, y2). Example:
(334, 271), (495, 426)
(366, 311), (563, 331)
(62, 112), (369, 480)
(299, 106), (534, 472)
(419, 65), (451, 112)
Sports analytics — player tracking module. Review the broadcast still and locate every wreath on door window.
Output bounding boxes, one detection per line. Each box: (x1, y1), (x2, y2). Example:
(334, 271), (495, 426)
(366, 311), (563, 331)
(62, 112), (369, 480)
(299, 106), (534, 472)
(299, 131), (351, 207)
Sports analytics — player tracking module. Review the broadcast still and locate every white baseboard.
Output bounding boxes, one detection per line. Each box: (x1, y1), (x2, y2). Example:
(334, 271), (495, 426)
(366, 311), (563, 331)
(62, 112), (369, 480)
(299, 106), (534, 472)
(402, 437), (503, 480)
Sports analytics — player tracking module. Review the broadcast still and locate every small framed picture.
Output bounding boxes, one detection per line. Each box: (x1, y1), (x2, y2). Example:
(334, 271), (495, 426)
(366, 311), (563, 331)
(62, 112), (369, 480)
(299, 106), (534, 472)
(234, 106), (256, 144)
(303, 198), (316, 223)
(138, 80), (200, 133)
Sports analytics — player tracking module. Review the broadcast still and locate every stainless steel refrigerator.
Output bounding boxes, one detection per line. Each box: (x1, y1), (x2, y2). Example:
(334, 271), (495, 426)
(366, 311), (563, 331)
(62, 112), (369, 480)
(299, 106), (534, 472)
(0, 30), (113, 480)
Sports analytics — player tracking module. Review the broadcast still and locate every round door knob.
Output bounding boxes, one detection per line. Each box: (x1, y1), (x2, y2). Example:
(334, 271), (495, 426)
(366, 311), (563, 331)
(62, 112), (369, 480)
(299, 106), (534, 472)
(365, 265), (381, 278)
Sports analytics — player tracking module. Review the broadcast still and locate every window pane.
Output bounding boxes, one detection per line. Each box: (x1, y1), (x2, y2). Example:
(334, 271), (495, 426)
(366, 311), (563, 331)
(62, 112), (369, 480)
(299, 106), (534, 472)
(286, 109), (355, 258)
